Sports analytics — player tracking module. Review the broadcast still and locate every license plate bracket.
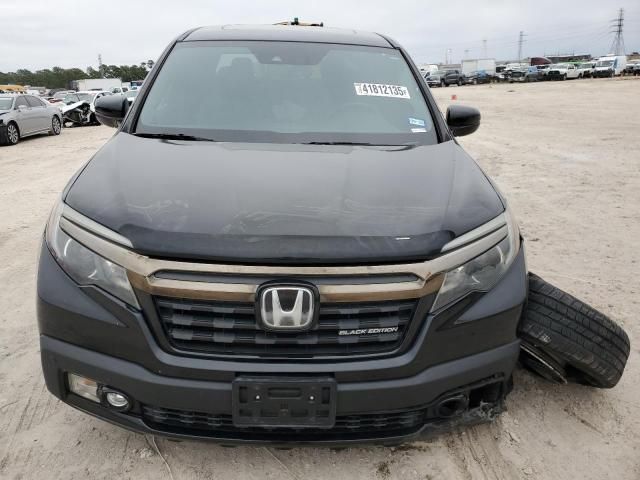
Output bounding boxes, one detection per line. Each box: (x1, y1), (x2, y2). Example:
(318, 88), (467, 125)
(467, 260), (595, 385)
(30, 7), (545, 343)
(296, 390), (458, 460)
(232, 376), (336, 429)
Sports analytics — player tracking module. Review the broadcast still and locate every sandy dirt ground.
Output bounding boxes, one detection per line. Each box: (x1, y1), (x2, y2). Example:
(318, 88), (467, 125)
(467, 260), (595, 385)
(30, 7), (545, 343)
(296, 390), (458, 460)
(0, 78), (638, 480)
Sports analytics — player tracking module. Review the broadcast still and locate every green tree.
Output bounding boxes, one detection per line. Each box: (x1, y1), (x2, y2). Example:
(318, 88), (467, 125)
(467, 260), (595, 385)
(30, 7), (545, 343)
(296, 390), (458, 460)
(86, 67), (101, 79)
(0, 64), (148, 89)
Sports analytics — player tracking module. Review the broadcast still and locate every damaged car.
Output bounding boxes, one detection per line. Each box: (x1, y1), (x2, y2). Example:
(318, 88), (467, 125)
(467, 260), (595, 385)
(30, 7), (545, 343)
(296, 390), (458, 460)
(37, 24), (630, 446)
(60, 91), (112, 127)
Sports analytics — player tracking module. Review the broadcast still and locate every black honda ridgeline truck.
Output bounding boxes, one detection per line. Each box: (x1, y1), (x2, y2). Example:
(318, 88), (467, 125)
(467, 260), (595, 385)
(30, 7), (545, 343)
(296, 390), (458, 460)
(37, 24), (529, 445)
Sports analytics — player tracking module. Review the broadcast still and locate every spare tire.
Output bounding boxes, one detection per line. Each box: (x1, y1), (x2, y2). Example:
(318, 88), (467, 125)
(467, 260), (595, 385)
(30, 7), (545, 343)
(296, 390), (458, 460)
(518, 273), (630, 388)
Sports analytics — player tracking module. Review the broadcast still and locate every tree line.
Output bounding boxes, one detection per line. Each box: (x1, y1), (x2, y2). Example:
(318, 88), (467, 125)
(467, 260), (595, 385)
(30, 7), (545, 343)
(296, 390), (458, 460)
(0, 61), (154, 89)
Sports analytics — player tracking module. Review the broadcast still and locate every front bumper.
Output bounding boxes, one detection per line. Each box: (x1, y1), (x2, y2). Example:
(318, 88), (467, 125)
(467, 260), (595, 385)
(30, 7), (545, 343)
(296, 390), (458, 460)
(41, 335), (518, 445)
(38, 241), (527, 444)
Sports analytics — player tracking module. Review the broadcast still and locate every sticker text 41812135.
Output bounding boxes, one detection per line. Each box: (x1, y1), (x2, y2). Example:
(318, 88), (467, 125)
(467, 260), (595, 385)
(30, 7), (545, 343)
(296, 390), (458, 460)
(354, 83), (410, 99)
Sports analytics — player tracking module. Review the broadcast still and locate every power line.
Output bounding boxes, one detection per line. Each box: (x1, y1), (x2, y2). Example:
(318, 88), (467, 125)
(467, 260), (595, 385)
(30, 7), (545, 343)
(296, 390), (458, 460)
(412, 24), (610, 59)
(609, 8), (626, 55)
(517, 31), (527, 62)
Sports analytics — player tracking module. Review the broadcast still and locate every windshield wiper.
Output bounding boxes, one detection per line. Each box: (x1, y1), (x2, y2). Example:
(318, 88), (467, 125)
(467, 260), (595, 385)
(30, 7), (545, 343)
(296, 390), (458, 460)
(133, 132), (216, 142)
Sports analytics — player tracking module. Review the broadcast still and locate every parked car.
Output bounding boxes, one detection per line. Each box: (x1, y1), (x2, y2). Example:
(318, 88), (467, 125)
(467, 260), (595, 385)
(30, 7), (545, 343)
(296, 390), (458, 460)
(60, 91), (112, 126)
(466, 70), (491, 84)
(509, 66), (541, 82)
(593, 55), (626, 77)
(577, 62), (596, 78)
(592, 59), (615, 78)
(47, 90), (75, 104)
(123, 89), (139, 104)
(424, 70), (446, 87)
(442, 69), (466, 86)
(0, 94), (62, 145)
(495, 65), (510, 82)
(546, 63), (580, 80)
(110, 86), (129, 94)
(535, 64), (551, 80)
(37, 24), (629, 446)
(623, 61), (639, 76)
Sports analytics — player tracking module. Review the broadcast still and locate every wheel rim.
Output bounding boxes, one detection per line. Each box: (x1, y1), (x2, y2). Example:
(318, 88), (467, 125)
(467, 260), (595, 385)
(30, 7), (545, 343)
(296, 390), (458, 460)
(7, 124), (18, 144)
(52, 117), (61, 134)
(520, 341), (568, 384)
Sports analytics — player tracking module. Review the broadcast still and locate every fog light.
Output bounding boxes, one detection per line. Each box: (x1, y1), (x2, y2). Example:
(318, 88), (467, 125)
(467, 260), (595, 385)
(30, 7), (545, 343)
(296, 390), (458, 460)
(68, 373), (100, 403)
(101, 388), (131, 411)
(105, 392), (129, 409)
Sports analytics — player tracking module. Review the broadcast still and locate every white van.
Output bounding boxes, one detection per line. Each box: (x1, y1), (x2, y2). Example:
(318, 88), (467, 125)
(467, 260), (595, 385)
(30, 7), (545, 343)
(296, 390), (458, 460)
(419, 64), (439, 77)
(593, 55), (627, 77)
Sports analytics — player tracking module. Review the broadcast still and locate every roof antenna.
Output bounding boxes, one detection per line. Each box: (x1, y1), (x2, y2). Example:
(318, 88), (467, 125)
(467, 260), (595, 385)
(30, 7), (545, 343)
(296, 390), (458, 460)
(274, 18), (324, 27)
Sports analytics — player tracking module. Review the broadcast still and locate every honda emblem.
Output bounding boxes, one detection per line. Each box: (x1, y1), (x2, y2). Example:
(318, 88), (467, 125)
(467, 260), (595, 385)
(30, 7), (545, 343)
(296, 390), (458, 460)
(257, 283), (318, 331)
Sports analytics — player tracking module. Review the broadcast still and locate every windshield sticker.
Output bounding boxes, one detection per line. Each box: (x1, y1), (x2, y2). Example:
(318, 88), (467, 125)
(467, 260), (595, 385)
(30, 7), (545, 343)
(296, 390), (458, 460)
(411, 128), (427, 133)
(354, 83), (410, 99)
(409, 117), (426, 127)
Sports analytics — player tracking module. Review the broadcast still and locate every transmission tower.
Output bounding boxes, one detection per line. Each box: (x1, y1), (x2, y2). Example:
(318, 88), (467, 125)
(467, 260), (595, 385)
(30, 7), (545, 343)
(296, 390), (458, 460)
(609, 8), (626, 55)
(517, 31), (526, 63)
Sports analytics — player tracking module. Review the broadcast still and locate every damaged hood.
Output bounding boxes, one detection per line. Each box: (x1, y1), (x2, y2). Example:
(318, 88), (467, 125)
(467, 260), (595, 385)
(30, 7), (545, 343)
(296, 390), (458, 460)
(61, 101), (89, 113)
(65, 133), (504, 264)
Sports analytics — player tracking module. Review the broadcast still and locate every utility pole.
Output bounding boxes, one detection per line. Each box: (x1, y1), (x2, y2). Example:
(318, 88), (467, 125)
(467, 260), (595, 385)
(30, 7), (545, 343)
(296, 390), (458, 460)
(609, 8), (626, 55)
(517, 31), (526, 63)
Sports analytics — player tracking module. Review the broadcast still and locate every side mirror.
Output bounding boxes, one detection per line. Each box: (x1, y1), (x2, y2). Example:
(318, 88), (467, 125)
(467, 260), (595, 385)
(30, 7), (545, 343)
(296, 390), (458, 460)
(95, 95), (129, 128)
(446, 105), (481, 137)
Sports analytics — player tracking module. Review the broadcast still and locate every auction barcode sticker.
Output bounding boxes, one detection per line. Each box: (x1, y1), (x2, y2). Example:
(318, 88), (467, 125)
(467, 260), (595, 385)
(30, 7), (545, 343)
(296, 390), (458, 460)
(354, 83), (410, 99)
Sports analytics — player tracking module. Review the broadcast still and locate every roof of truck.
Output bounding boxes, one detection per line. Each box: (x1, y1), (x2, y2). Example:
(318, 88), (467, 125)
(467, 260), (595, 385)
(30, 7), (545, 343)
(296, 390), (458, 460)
(182, 24), (393, 48)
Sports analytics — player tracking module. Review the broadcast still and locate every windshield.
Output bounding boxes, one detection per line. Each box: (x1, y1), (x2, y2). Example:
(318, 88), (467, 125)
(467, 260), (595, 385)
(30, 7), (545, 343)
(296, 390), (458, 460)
(136, 41), (437, 145)
(596, 60), (614, 67)
(0, 97), (13, 110)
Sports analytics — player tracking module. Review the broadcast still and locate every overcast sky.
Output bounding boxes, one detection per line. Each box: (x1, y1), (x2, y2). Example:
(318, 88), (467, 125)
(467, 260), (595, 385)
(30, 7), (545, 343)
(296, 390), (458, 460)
(1, 0), (639, 71)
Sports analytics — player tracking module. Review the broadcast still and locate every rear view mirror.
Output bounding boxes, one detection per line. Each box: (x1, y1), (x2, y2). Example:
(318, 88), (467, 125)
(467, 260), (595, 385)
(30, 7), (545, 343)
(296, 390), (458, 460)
(446, 105), (481, 137)
(95, 95), (130, 128)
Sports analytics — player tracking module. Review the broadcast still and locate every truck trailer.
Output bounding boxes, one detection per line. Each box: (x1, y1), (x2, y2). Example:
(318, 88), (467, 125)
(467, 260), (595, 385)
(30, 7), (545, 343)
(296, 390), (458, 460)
(461, 58), (496, 76)
(71, 78), (123, 92)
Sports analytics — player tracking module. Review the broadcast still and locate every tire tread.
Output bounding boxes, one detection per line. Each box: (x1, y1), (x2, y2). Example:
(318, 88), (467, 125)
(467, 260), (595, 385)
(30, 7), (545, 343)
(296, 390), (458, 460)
(519, 274), (630, 388)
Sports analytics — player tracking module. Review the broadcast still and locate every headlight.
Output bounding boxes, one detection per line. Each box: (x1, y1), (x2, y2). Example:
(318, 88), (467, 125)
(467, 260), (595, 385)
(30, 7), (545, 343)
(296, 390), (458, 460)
(431, 209), (520, 312)
(45, 200), (140, 309)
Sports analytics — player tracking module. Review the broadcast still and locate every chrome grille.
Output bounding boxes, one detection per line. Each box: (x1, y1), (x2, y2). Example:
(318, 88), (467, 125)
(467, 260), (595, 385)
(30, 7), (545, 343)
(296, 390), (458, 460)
(154, 297), (418, 357)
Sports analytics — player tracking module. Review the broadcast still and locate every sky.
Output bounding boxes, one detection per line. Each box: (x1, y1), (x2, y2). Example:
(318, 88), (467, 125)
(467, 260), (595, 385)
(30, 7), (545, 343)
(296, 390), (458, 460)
(1, 0), (639, 72)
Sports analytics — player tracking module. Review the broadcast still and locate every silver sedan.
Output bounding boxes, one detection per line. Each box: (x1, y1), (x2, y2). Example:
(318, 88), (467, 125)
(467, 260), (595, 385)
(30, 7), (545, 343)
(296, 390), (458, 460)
(0, 94), (62, 146)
